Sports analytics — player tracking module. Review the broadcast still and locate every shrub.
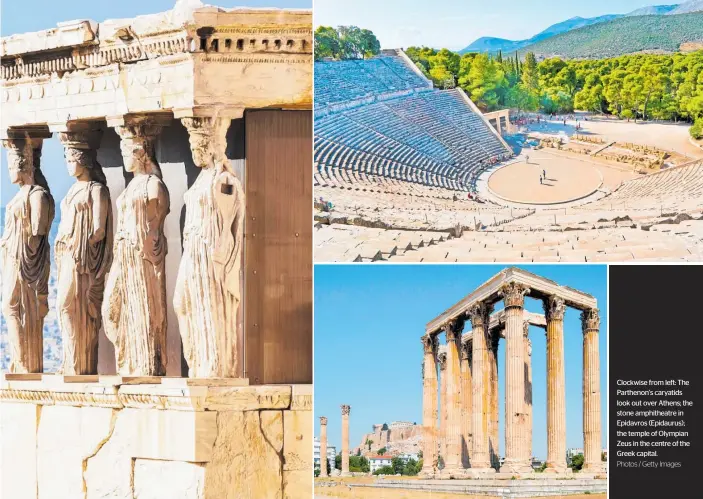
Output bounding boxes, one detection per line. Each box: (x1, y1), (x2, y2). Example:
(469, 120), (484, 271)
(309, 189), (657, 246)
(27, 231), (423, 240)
(690, 118), (703, 140)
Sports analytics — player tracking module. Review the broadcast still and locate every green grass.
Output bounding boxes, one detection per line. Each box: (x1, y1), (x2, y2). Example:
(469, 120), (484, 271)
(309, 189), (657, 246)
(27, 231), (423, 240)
(520, 12), (703, 59)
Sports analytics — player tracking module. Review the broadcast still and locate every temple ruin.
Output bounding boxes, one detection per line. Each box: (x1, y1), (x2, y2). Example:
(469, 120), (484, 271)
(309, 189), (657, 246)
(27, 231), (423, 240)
(421, 267), (604, 478)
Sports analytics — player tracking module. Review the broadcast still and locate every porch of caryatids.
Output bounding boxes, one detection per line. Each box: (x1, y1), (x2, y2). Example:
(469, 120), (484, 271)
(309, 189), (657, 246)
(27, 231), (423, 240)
(442, 319), (468, 478)
(544, 295), (569, 473)
(319, 416), (329, 477)
(467, 301), (495, 473)
(499, 282), (533, 474)
(341, 404), (351, 476)
(437, 348), (448, 467)
(460, 340), (473, 468)
(582, 308), (604, 474)
(420, 334), (439, 478)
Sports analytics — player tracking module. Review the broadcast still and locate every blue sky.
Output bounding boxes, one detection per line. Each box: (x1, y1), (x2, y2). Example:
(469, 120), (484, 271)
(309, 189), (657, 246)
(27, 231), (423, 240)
(0, 0), (310, 207)
(314, 264), (608, 460)
(314, 0), (665, 50)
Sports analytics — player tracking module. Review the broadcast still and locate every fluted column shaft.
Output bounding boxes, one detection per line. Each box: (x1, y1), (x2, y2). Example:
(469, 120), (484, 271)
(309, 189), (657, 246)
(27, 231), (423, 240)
(544, 296), (567, 473)
(582, 309), (603, 473)
(525, 333), (533, 465)
(461, 341), (473, 468)
(438, 350), (447, 464)
(468, 302), (494, 471)
(421, 335), (439, 477)
(489, 332), (499, 469)
(500, 282), (532, 473)
(341, 405), (350, 475)
(444, 321), (464, 475)
(319, 417), (329, 477)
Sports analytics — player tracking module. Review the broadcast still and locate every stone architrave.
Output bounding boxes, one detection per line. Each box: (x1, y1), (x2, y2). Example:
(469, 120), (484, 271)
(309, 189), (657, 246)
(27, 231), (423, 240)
(544, 295), (568, 473)
(0, 137), (55, 373)
(460, 340), (472, 468)
(500, 282), (532, 474)
(420, 335), (438, 478)
(102, 118), (170, 376)
(582, 308), (604, 473)
(319, 416), (329, 477)
(442, 319), (465, 477)
(467, 301), (494, 472)
(341, 404), (351, 475)
(175, 116), (245, 378)
(55, 128), (113, 375)
(437, 348), (447, 465)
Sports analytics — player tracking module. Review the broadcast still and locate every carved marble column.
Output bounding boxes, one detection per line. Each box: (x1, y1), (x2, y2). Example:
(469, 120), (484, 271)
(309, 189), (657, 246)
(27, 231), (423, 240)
(525, 330), (533, 466)
(341, 404), (351, 475)
(582, 309), (604, 473)
(438, 348), (448, 465)
(102, 117), (170, 376)
(175, 116), (245, 378)
(55, 126), (113, 375)
(489, 331), (500, 470)
(319, 416), (329, 477)
(500, 282), (532, 473)
(0, 135), (54, 373)
(461, 340), (473, 468)
(420, 335), (439, 478)
(544, 295), (568, 473)
(467, 301), (494, 472)
(443, 319), (465, 477)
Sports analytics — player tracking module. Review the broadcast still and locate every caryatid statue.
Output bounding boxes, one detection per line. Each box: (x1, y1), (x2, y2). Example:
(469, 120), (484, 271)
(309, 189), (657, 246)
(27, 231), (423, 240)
(102, 121), (170, 376)
(175, 117), (245, 378)
(0, 137), (55, 373)
(55, 130), (113, 375)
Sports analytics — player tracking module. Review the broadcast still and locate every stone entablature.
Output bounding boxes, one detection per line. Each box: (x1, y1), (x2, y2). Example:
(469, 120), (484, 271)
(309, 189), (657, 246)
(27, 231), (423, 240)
(0, 377), (312, 499)
(426, 267), (596, 335)
(1, 2), (312, 130)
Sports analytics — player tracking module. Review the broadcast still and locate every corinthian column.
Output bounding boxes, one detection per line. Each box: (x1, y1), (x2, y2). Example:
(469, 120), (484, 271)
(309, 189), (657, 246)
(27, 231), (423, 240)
(500, 282), (533, 474)
(582, 309), (604, 473)
(420, 335), (439, 478)
(437, 348), (447, 465)
(467, 301), (495, 473)
(544, 295), (568, 473)
(461, 340), (473, 468)
(442, 319), (466, 477)
(319, 417), (329, 477)
(341, 404), (351, 475)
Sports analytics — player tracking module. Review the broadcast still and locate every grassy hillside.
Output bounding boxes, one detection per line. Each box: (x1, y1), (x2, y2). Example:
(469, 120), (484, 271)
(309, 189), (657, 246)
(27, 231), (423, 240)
(519, 12), (703, 59)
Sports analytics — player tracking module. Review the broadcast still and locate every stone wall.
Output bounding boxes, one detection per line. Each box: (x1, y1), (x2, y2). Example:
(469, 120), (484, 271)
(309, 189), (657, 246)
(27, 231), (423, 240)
(0, 376), (312, 499)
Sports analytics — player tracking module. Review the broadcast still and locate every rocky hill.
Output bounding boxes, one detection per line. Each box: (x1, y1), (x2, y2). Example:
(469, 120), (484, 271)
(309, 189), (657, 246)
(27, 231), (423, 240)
(519, 12), (703, 59)
(354, 422), (424, 457)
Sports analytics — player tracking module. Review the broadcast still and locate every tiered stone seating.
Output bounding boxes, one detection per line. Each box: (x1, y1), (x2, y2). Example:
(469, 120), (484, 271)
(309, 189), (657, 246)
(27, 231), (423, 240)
(579, 160), (703, 215)
(314, 224), (453, 262)
(314, 55), (430, 108)
(338, 225), (703, 262)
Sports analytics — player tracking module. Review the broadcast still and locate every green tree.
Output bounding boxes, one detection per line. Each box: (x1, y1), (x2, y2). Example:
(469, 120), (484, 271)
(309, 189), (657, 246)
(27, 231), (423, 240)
(373, 465), (395, 475)
(349, 455), (370, 473)
(570, 454), (585, 471)
(335, 453), (341, 470)
(314, 26), (341, 60)
(377, 447), (387, 455)
(338, 26), (380, 59)
(521, 52), (539, 92)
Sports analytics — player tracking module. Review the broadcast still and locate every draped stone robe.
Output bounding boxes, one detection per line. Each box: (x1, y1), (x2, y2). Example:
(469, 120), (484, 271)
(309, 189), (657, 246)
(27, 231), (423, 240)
(0, 184), (54, 373)
(55, 181), (113, 375)
(102, 175), (169, 376)
(174, 167), (244, 378)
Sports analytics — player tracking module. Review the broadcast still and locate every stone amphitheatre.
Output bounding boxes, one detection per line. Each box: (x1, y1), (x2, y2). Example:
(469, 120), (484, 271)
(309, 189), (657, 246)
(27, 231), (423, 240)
(313, 50), (703, 262)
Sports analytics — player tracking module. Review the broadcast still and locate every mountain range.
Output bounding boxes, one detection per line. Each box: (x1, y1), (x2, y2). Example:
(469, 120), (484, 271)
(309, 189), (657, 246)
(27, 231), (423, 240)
(460, 1), (703, 55)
